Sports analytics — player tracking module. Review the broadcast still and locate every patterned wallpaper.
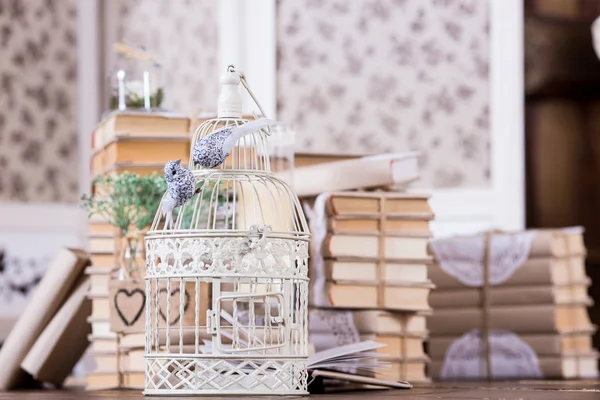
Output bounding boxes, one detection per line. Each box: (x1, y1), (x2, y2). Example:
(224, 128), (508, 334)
(0, 0), (79, 202)
(112, 0), (219, 114)
(276, 0), (491, 188)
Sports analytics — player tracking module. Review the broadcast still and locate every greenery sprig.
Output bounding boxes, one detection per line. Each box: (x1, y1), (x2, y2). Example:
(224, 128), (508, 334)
(81, 172), (167, 235)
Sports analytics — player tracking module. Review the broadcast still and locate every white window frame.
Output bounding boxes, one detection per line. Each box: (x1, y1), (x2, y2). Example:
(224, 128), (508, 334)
(217, 0), (525, 237)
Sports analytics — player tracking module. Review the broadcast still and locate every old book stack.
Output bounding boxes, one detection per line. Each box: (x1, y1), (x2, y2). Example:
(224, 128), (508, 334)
(85, 217), (120, 389)
(90, 110), (192, 178)
(427, 227), (598, 380)
(84, 220), (146, 390)
(307, 190), (435, 382)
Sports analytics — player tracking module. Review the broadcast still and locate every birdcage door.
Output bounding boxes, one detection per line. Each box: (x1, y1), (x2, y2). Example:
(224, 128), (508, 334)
(207, 285), (292, 354)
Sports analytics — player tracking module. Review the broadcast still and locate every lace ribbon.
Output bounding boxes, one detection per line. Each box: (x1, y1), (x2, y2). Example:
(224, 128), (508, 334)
(435, 228), (584, 379)
(429, 230), (537, 287)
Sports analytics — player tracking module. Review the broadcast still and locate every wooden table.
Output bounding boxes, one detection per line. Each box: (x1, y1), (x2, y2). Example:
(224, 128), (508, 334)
(3, 382), (600, 399)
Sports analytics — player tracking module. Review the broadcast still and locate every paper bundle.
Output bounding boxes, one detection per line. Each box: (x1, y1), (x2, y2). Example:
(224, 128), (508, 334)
(427, 227), (598, 380)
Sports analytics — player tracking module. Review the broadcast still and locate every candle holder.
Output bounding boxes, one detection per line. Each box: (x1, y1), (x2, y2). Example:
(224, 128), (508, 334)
(107, 43), (164, 112)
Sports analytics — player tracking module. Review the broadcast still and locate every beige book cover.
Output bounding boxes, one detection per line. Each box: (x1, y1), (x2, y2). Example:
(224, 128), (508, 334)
(0, 248), (90, 390)
(89, 273), (113, 297)
(21, 274), (92, 386)
(428, 256), (587, 290)
(287, 152), (421, 198)
(322, 234), (432, 261)
(315, 282), (433, 312)
(429, 330), (596, 359)
(325, 259), (430, 285)
(89, 352), (122, 372)
(88, 317), (116, 338)
(88, 336), (119, 353)
(352, 311), (427, 336)
(90, 296), (110, 320)
(428, 304), (593, 336)
(96, 138), (190, 171)
(89, 253), (118, 268)
(375, 359), (430, 383)
(88, 236), (119, 254)
(429, 283), (591, 309)
(85, 266), (116, 276)
(322, 191), (432, 217)
(88, 220), (120, 236)
(430, 352), (598, 380)
(309, 309), (428, 336)
(93, 109), (191, 151)
(90, 349), (145, 374)
(327, 216), (431, 235)
(85, 371), (120, 390)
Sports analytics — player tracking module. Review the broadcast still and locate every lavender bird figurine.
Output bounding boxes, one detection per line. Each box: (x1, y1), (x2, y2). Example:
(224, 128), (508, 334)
(192, 118), (278, 168)
(162, 159), (198, 229)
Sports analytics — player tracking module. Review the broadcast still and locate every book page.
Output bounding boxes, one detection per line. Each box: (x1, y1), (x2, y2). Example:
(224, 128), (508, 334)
(308, 340), (387, 368)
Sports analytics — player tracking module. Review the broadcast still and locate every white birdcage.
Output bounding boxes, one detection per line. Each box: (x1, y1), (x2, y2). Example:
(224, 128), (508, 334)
(143, 67), (310, 395)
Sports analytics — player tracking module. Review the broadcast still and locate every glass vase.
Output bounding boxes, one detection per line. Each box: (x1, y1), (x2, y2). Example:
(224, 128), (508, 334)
(267, 124), (296, 187)
(118, 230), (146, 280)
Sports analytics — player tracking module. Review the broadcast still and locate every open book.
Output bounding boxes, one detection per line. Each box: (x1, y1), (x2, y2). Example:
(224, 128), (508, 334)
(307, 340), (412, 392)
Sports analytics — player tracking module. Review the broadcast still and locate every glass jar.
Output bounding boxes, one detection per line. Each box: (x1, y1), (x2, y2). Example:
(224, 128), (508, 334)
(107, 55), (164, 112)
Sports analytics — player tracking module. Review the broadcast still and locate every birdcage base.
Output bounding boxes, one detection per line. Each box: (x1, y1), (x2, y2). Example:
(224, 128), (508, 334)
(144, 357), (309, 396)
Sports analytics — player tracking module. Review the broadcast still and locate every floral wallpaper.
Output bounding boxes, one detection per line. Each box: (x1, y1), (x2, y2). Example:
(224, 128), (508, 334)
(113, 0), (219, 114)
(0, 0), (79, 202)
(276, 0), (490, 188)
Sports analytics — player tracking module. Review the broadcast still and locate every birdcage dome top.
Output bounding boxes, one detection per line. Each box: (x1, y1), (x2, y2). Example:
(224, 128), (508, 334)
(144, 67), (309, 280)
(147, 166), (309, 237)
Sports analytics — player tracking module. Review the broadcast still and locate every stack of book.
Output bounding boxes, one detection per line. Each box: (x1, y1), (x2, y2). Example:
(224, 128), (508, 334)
(298, 153), (434, 383)
(90, 110), (192, 178)
(308, 191), (434, 382)
(84, 217), (120, 389)
(427, 227), (598, 380)
(84, 218), (147, 390)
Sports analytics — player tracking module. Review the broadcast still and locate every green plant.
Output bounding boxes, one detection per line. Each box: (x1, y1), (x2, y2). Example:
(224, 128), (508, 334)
(81, 172), (167, 236)
(81, 172), (167, 279)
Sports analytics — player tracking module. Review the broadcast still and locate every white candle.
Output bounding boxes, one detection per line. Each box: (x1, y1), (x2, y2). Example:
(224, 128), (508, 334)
(117, 69), (126, 110)
(143, 70), (151, 110)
